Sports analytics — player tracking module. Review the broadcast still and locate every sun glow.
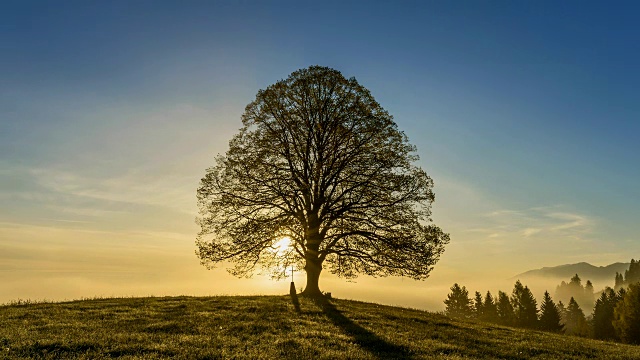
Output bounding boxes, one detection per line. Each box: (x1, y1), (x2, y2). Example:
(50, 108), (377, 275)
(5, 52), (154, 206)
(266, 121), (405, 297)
(273, 236), (292, 255)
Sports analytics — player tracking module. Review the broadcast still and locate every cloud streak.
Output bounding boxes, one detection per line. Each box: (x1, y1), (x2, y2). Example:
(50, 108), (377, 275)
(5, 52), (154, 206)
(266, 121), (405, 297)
(473, 206), (594, 242)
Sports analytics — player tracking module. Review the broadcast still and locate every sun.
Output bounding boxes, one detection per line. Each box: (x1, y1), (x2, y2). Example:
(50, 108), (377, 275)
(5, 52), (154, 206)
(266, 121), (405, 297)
(273, 236), (292, 255)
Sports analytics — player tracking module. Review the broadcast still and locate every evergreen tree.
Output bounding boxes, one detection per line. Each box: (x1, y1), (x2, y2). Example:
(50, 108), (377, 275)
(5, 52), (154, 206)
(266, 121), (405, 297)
(592, 288), (617, 340)
(511, 280), (538, 328)
(564, 297), (589, 337)
(482, 291), (498, 322)
(496, 290), (515, 326)
(444, 283), (472, 319)
(473, 291), (484, 319)
(624, 259), (640, 286)
(557, 300), (567, 323)
(615, 272), (625, 290)
(555, 273), (595, 311)
(539, 291), (563, 332)
(613, 283), (640, 344)
(617, 287), (627, 302)
(584, 280), (595, 306)
(570, 274), (582, 287)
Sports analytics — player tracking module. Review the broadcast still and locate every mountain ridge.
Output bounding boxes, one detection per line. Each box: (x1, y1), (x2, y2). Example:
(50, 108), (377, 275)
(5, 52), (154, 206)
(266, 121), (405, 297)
(513, 261), (630, 281)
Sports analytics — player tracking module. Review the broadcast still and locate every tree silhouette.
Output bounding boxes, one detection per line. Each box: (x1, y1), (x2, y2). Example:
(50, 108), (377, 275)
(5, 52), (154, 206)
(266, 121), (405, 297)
(473, 291), (484, 319)
(617, 287), (627, 301)
(613, 282), (640, 344)
(624, 259), (640, 286)
(482, 291), (498, 322)
(557, 300), (567, 324)
(496, 290), (515, 326)
(615, 272), (625, 290)
(584, 280), (594, 305)
(592, 287), (618, 340)
(511, 280), (538, 328)
(444, 283), (472, 319)
(564, 297), (588, 337)
(196, 66), (449, 296)
(555, 273), (595, 311)
(539, 291), (563, 333)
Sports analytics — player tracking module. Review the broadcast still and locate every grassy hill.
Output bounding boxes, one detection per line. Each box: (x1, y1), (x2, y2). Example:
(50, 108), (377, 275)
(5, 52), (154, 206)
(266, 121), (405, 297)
(1, 295), (639, 359)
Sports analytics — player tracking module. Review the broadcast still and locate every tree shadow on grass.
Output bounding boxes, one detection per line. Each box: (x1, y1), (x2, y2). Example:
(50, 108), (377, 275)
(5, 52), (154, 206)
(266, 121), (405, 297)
(311, 296), (413, 360)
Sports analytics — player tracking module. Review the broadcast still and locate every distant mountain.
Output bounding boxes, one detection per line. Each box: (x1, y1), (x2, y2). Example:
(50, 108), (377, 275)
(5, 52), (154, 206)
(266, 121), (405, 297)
(513, 262), (630, 282)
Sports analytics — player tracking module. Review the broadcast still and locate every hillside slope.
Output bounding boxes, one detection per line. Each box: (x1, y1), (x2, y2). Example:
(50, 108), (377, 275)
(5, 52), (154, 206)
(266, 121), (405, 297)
(1, 295), (639, 359)
(513, 262), (630, 282)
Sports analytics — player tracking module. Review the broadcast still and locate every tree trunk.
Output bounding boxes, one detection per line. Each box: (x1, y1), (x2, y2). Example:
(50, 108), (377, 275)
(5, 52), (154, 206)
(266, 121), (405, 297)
(302, 213), (324, 297)
(302, 258), (323, 297)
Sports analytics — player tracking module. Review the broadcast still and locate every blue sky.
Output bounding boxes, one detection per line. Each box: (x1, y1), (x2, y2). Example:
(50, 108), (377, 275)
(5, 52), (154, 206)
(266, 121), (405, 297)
(1, 1), (639, 309)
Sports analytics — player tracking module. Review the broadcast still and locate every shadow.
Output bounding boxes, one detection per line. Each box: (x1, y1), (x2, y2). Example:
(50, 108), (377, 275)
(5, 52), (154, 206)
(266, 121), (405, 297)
(311, 296), (413, 359)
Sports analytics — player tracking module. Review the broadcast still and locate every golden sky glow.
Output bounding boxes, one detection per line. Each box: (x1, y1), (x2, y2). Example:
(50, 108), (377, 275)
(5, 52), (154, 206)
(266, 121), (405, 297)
(2, 2), (639, 311)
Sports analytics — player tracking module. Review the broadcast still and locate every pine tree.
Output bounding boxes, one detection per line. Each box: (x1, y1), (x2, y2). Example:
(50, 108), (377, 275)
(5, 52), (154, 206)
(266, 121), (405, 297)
(624, 259), (640, 286)
(617, 287), (627, 302)
(557, 300), (567, 323)
(511, 280), (538, 328)
(613, 283), (640, 344)
(444, 283), (473, 319)
(570, 274), (582, 287)
(496, 290), (515, 326)
(584, 280), (595, 306)
(615, 272), (625, 290)
(592, 288), (617, 340)
(482, 291), (498, 322)
(473, 291), (484, 319)
(539, 291), (563, 332)
(555, 274), (595, 311)
(565, 297), (589, 336)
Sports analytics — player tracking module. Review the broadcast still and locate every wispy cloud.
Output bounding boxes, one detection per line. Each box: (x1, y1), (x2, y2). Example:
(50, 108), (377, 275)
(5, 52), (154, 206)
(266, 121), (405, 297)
(547, 212), (589, 232)
(472, 205), (594, 242)
(29, 167), (195, 214)
(47, 219), (92, 224)
(522, 227), (542, 237)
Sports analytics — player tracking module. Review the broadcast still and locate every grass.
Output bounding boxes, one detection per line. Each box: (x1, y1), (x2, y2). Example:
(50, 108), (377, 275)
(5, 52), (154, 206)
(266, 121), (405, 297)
(1, 295), (639, 359)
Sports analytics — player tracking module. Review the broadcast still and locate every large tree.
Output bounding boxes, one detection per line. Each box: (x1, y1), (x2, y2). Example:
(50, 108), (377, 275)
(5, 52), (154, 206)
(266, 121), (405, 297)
(196, 66), (449, 296)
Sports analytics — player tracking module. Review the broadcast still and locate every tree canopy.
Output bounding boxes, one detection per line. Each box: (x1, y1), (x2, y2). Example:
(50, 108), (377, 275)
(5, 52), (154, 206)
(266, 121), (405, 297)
(196, 66), (449, 296)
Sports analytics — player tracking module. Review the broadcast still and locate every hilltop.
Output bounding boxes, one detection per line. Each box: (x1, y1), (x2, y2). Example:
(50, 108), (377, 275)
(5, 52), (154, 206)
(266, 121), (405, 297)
(1, 295), (639, 359)
(513, 262), (630, 282)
